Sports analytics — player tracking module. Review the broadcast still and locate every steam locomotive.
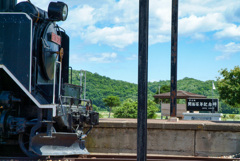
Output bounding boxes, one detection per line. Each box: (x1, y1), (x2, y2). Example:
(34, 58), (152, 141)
(0, 0), (99, 157)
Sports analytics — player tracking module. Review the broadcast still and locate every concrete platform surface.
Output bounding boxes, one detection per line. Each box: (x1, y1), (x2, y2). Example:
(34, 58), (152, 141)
(98, 118), (240, 131)
(86, 118), (240, 157)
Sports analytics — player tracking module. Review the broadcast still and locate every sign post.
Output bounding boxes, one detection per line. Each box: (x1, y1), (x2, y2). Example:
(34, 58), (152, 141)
(187, 99), (219, 112)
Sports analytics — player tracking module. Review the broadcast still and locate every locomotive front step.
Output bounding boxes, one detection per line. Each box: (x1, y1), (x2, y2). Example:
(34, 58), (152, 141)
(30, 132), (89, 156)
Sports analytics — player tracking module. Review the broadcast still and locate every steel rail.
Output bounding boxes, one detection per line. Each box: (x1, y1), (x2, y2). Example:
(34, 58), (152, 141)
(1, 154), (236, 161)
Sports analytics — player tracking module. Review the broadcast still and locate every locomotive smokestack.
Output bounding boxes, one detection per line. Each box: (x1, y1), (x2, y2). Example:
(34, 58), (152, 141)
(0, 0), (17, 12)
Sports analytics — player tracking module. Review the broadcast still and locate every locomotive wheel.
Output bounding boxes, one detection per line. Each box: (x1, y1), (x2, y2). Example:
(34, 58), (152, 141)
(18, 132), (38, 157)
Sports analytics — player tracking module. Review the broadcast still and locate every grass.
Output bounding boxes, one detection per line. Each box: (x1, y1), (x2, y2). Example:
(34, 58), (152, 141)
(221, 114), (240, 121)
(99, 111), (164, 119)
(99, 111), (240, 121)
(99, 111), (114, 118)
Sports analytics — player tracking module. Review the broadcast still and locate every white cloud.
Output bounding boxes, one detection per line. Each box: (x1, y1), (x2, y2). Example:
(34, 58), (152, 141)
(215, 42), (240, 60)
(215, 25), (240, 39)
(89, 52), (118, 63)
(17, 0), (240, 48)
(113, 0), (139, 24)
(149, 0), (171, 43)
(17, 0), (51, 11)
(83, 26), (137, 48)
(70, 52), (118, 64)
(179, 13), (226, 35)
(61, 0), (139, 48)
(149, 34), (170, 45)
(126, 54), (137, 60)
(61, 5), (95, 33)
(191, 33), (207, 41)
(70, 54), (86, 64)
(215, 53), (233, 60)
(224, 2), (240, 23)
(179, 0), (228, 18)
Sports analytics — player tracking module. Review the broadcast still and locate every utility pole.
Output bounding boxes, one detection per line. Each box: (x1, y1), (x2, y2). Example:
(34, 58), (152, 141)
(170, 0), (179, 117)
(137, 0), (149, 160)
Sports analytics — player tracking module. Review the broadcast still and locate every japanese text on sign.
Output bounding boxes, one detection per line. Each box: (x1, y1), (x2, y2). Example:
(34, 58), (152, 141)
(187, 99), (218, 111)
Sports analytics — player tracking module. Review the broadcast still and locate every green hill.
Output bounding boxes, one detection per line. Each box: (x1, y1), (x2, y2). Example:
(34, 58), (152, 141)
(71, 70), (219, 109)
(149, 77), (218, 98)
(71, 70), (138, 108)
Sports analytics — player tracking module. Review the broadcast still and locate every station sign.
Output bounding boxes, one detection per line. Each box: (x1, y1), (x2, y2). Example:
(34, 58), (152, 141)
(187, 98), (218, 112)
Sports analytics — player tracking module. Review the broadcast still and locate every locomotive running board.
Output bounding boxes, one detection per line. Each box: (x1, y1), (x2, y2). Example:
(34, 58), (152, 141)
(0, 65), (57, 116)
(30, 132), (89, 156)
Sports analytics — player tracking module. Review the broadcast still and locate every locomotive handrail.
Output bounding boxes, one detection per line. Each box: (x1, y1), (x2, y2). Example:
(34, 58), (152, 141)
(53, 61), (62, 104)
(69, 66), (73, 84)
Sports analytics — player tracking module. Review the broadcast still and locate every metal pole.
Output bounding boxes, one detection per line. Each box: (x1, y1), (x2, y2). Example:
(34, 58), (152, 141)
(53, 61), (57, 104)
(170, 0), (178, 117)
(80, 71), (83, 99)
(137, 0), (149, 160)
(212, 81), (214, 113)
(84, 71), (86, 101)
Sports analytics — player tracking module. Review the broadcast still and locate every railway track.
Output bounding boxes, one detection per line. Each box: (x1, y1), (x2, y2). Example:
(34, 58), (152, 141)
(0, 154), (238, 161)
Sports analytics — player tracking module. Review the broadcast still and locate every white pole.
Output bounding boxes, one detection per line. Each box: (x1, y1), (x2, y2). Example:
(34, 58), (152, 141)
(80, 71), (83, 99)
(212, 81), (214, 113)
(84, 71), (86, 100)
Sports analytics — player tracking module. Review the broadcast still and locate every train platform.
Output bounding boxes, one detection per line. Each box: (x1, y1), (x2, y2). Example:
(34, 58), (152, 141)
(97, 118), (240, 131)
(85, 118), (240, 157)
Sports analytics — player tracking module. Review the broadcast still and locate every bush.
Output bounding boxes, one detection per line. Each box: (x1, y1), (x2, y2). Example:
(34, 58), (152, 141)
(113, 99), (137, 118)
(222, 114), (227, 121)
(114, 99), (158, 119)
(234, 115), (240, 120)
(147, 100), (158, 119)
(228, 114), (236, 120)
(92, 104), (104, 118)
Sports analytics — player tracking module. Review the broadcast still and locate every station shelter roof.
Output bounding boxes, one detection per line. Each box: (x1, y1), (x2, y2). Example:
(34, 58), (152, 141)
(153, 90), (207, 99)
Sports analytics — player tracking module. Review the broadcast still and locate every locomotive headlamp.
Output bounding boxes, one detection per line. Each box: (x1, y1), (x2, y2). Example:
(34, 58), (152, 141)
(48, 1), (68, 21)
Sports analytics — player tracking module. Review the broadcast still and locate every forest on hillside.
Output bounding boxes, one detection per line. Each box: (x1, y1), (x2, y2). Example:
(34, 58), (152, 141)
(70, 70), (239, 114)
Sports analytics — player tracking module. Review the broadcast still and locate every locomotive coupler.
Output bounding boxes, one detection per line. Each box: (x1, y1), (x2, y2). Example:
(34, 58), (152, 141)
(81, 125), (93, 139)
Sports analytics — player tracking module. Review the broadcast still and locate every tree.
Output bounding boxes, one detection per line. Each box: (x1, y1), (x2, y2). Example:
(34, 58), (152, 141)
(219, 102), (240, 114)
(113, 99), (138, 118)
(147, 100), (159, 118)
(103, 96), (121, 118)
(114, 99), (158, 119)
(217, 66), (240, 107)
(153, 85), (171, 104)
(153, 84), (182, 104)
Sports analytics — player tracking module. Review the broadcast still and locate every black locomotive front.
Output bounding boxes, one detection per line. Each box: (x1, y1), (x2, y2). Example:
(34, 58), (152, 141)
(0, 0), (99, 157)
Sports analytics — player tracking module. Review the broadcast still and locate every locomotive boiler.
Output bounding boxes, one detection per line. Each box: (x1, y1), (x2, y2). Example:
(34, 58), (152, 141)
(0, 0), (99, 157)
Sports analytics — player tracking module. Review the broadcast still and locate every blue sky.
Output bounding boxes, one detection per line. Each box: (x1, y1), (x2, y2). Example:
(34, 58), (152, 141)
(18, 0), (240, 83)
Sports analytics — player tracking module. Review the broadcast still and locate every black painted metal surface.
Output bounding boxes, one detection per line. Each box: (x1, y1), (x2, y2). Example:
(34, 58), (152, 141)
(137, 0), (149, 160)
(60, 31), (70, 84)
(0, 0), (16, 12)
(170, 0), (178, 117)
(0, 13), (31, 91)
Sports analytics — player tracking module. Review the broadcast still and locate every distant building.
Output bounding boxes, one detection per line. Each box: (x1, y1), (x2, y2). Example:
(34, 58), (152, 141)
(154, 90), (206, 118)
